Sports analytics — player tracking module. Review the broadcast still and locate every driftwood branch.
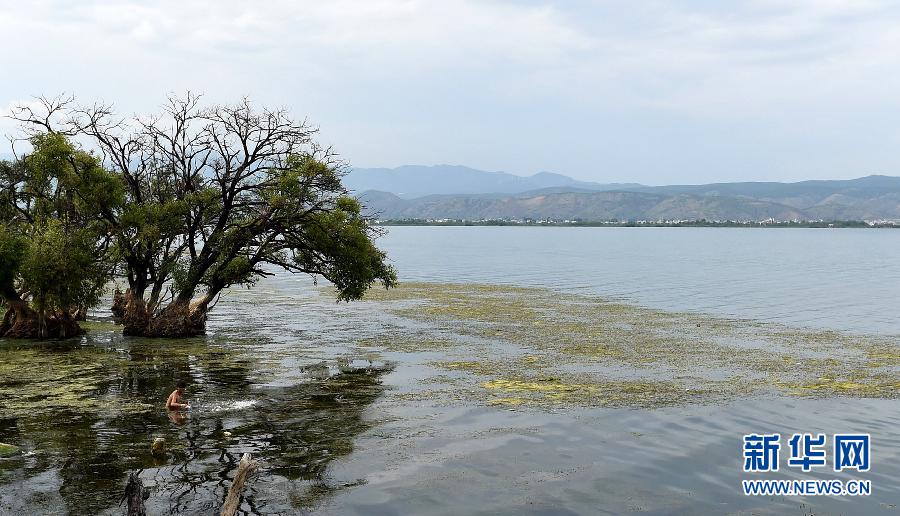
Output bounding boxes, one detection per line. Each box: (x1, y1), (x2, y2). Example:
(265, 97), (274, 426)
(220, 453), (258, 516)
(124, 472), (149, 516)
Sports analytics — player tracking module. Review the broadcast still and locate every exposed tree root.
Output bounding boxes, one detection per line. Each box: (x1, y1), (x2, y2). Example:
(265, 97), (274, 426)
(112, 289), (208, 337)
(0, 303), (84, 339)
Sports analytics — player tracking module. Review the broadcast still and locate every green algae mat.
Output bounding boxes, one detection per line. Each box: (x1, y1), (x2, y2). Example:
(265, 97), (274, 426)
(359, 282), (900, 408)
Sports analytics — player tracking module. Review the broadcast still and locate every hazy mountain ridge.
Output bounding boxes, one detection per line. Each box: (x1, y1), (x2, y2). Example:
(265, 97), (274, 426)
(355, 168), (900, 221)
(360, 190), (815, 221)
(345, 165), (641, 198)
(4, 152), (897, 221)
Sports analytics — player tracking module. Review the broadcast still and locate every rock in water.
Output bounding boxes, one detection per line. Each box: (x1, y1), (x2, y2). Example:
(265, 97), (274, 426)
(0, 443), (19, 457)
(151, 438), (166, 455)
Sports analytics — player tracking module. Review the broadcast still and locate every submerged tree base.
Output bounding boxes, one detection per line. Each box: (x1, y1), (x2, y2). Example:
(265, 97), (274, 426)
(112, 290), (207, 337)
(0, 305), (84, 339)
(146, 300), (207, 337)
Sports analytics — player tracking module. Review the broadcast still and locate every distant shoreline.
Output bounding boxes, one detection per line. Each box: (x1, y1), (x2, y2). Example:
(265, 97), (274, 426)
(374, 219), (899, 228)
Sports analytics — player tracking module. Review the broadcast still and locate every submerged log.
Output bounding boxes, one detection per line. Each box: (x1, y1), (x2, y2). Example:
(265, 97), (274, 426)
(221, 453), (258, 516)
(124, 472), (149, 516)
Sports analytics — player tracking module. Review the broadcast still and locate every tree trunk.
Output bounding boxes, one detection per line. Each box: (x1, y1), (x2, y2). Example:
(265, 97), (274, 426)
(145, 298), (207, 337)
(73, 306), (88, 321)
(113, 290), (208, 337)
(0, 306), (13, 336)
(113, 288), (151, 336)
(0, 300), (84, 339)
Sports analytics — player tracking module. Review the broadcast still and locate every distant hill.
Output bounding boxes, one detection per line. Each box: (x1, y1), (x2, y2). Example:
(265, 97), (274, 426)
(626, 175), (900, 220)
(6, 150), (898, 221)
(344, 165), (640, 198)
(358, 174), (900, 222)
(360, 190), (808, 221)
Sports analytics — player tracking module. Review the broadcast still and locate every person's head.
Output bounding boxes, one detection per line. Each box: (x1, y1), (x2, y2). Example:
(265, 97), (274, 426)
(176, 380), (188, 393)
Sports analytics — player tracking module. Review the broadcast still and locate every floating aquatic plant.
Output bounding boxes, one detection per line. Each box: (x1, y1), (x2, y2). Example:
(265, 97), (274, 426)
(360, 282), (900, 408)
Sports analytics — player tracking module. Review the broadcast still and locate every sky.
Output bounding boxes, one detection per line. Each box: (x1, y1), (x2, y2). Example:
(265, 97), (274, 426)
(2, 0), (900, 185)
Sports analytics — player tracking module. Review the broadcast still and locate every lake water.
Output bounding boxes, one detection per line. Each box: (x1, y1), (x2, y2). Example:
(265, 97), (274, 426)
(378, 226), (900, 335)
(0, 227), (898, 515)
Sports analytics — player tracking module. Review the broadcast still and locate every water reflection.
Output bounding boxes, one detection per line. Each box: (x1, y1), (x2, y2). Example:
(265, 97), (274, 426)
(0, 332), (390, 515)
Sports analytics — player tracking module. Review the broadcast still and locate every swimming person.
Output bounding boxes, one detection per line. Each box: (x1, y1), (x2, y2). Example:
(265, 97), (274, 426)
(166, 380), (191, 411)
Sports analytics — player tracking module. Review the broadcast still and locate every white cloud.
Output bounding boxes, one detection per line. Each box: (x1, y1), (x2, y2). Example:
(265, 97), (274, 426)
(2, 0), (900, 181)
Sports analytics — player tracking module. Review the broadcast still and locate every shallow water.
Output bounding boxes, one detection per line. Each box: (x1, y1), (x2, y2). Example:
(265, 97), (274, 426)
(1, 227), (898, 515)
(323, 398), (900, 515)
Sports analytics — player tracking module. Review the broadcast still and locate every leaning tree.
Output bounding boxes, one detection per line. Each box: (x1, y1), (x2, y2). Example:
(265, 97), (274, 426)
(9, 94), (396, 337)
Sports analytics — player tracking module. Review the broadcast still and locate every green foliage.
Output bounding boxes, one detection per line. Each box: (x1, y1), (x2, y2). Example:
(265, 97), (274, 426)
(0, 224), (27, 287)
(68, 156), (124, 215)
(0, 161), (24, 223)
(0, 133), (119, 322)
(209, 255), (255, 288)
(19, 220), (103, 313)
(293, 194), (397, 301)
(184, 149), (395, 303)
(119, 199), (190, 245)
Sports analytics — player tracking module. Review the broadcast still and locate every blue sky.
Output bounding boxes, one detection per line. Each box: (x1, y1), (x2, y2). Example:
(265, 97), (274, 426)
(2, 0), (900, 184)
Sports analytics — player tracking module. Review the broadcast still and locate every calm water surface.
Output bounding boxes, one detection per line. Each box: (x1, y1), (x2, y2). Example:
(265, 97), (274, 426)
(379, 226), (900, 335)
(0, 227), (897, 515)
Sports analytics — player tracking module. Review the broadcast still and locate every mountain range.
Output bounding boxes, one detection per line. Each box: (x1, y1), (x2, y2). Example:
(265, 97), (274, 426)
(344, 165), (641, 198)
(5, 153), (898, 221)
(347, 166), (900, 222)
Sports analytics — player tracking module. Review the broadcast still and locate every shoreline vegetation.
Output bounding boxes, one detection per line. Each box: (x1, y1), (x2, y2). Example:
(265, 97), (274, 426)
(374, 218), (899, 228)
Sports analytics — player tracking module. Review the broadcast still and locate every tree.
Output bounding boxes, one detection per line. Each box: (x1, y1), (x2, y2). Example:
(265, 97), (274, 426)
(0, 132), (120, 338)
(10, 94), (396, 337)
